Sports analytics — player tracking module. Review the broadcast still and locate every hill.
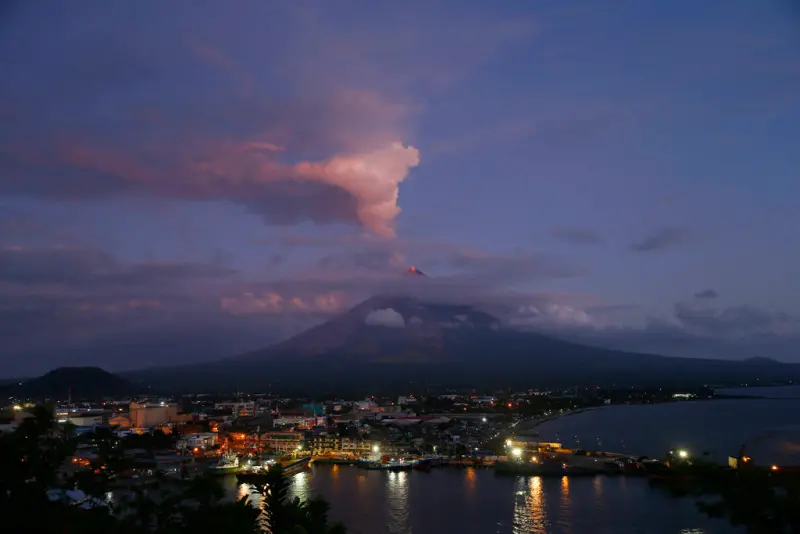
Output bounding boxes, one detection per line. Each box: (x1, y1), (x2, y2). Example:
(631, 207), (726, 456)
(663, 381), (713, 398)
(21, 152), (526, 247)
(1, 367), (145, 400)
(123, 295), (800, 395)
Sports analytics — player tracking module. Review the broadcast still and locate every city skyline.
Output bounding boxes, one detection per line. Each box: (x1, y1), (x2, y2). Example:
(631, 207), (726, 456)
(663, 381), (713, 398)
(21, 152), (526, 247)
(1, 0), (799, 374)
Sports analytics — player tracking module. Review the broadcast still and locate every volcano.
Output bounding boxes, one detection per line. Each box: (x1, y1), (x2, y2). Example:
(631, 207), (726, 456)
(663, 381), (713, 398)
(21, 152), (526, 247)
(124, 295), (800, 394)
(406, 265), (426, 276)
(236, 294), (499, 364)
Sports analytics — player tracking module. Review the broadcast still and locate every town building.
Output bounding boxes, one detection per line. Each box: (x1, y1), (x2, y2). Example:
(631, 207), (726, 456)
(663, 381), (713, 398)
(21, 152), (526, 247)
(129, 402), (188, 429)
(260, 431), (303, 453)
(213, 401), (256, 417)
(308, 435), (378, 457)
(180, 432), (218, 450)
(274, 409), (320, 428)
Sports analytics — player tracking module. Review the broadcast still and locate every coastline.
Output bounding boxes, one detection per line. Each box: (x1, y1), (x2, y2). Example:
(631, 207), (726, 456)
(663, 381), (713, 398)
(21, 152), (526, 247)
(517, 406), (601, 435)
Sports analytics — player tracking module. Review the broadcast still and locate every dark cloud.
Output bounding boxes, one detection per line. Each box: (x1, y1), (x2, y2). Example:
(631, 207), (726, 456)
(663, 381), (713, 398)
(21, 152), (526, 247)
(630, 227), (690, 252)
(446, 250), (582, 282)
(672, 302), (794, 337)
(551, 227), (602, 245)
(694, 289), (719, 299)
(514, 298), (800, 362)
(0, 246), (236, 288)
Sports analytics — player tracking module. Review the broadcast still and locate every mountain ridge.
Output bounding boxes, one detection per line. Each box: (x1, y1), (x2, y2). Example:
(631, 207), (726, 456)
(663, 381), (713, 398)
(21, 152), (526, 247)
(0, 366), (146, 400)
(116, 294), (800, 394)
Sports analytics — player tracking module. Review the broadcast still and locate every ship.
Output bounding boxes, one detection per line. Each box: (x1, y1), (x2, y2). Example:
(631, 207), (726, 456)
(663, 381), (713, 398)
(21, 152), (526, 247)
(362, 457), (414, 471)
(236, 456), (311, 485)
(495, 458), (598, 477)
(208, 453), (242, 474)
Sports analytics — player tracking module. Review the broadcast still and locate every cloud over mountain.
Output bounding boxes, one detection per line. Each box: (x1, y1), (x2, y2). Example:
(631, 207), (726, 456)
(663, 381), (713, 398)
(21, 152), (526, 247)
(364, 308), (405, 328)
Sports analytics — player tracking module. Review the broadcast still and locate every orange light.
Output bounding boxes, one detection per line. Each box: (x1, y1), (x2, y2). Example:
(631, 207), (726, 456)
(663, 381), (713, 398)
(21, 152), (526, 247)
(193, 447), (199, 453)
(507, 403), (513, 408)
(771, 465), (779, 471)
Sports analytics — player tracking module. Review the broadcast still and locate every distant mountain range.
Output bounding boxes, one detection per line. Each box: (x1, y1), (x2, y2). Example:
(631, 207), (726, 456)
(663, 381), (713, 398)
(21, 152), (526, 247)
(119, 295), (800, 395)
(0, 367), (145, 401)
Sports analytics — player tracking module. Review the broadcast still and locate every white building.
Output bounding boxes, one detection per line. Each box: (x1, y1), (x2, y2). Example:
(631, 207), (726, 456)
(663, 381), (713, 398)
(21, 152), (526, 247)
(181, 432), (217, 449)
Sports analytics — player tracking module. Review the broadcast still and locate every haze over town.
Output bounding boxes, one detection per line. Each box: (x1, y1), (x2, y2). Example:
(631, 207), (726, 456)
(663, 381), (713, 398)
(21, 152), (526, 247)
(1, 0), (799, 375)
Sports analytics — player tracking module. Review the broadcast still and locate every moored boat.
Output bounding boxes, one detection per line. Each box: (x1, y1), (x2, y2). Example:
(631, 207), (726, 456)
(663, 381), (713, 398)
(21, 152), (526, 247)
(363, 458), (414, 471)
(236, 456), (311, 485)
(208, 453), (242, 475)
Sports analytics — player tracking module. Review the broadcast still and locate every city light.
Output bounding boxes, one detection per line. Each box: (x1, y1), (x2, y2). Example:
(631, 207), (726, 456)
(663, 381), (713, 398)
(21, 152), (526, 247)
(481, 417), (487, 423)
(512, 447), (522, 457)
(771, 465), (779, 471)
(373, 445), (380, 453)
(505, 439), (512, 447)
(677, 449), (688, 458)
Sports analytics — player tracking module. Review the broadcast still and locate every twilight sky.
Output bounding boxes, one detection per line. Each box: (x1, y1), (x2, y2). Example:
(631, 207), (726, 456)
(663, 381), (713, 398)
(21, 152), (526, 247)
(1, 0), (799, 375)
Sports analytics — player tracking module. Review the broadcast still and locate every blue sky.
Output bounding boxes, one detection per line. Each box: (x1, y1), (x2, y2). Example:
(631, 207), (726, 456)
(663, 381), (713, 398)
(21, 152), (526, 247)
(1, 0), (799, 374)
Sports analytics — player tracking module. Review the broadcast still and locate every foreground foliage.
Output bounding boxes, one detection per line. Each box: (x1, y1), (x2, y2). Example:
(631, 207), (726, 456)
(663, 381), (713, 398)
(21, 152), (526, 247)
(0, 407), (345, 533)
(653, 464), (800, 534)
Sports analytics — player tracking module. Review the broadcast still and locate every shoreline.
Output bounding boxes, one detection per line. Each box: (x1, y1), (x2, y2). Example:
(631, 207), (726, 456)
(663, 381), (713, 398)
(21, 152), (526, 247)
(518, 406), (601, 435)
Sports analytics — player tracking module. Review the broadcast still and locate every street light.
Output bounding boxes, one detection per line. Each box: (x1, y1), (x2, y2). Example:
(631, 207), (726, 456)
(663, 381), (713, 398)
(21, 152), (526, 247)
(481, 417), (487, 423)
(512, 447), (522, 457)
(677, 449), (688, 459)
(372, 445), (380, 453)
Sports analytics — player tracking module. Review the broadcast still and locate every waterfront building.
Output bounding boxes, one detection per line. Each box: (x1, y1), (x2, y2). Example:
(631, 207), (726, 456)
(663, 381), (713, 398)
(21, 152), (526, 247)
(260, 431), (303, 453)
(507, 436), (563, 455)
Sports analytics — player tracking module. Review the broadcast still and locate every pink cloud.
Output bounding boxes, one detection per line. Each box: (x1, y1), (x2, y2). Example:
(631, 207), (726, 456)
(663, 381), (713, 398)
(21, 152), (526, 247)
(220, 291), (343, 316)
(38, 137), (420, 237)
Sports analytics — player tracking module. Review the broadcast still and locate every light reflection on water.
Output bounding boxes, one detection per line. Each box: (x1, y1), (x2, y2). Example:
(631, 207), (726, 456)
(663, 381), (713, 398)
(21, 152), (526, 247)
(224, 466), (738, 534)
(513, 476), (549, 534)
(386, 471), (410, 534)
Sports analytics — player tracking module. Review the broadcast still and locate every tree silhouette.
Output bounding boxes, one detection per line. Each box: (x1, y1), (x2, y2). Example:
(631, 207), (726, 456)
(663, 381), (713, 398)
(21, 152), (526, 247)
(0, 407), (347, 533)
(656, 466), (800, 534)
(260, 465), (347, 534)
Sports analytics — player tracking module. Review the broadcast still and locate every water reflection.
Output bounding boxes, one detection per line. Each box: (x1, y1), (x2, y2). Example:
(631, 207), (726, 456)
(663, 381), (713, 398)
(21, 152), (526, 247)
(464, 467), (477, 494)
(386, 471), (410, 534)
(220, 466), (728, 534)
(557, 476), (571, 530)
(593, 476), (603, 497)
(513, 476), (550, 534)
(292, 472), (310, 501)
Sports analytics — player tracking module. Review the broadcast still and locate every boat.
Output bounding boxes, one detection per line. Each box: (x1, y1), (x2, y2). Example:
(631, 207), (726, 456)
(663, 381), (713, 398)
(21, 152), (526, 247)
(281, 456), (311, 476)
(412, 459), (432, 472)
(236, 456), (311, 485)
(496, 458), (598, 477)
(363, 458), (414, 471)
(208, 453), (241, 474)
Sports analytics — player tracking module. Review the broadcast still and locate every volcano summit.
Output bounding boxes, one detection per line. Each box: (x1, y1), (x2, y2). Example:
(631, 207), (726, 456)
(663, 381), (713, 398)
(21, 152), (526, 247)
(123, 295), (800, 394)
